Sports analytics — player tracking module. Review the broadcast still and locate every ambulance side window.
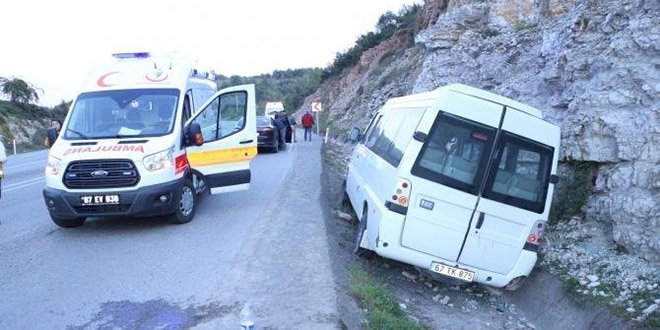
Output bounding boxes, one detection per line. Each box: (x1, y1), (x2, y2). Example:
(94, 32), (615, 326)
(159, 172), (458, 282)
(191, 91), (247, 142)
(218, 91), (247, 139)
(183, 94), (192, 123)
(194, 98), (220, 142)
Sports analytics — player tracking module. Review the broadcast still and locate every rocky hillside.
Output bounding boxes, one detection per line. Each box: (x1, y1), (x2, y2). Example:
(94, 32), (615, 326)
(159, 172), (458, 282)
(300, 0), (660, 266)
(0, 101), (66, 152)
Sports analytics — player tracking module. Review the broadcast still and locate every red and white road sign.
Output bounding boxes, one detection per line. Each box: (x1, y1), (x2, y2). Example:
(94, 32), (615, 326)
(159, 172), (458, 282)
(311, 101), (322, 112)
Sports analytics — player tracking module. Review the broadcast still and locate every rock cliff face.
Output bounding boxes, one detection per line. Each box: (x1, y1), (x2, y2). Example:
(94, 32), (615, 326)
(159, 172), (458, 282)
(303, 0), (660, 264)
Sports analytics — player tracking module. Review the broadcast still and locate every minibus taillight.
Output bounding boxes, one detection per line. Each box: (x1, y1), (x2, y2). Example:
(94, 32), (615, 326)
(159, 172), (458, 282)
(524, 220), (546, 252)
(385, 177), (411, 215)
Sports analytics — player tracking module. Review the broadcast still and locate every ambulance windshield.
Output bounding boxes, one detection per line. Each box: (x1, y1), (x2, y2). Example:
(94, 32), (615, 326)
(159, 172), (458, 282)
(63, 88), (179, 139)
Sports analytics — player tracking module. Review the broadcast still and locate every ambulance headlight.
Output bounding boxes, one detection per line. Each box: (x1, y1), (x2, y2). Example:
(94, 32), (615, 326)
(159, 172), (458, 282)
(46, 155), (63, 175)
(143, 146), (174, 171)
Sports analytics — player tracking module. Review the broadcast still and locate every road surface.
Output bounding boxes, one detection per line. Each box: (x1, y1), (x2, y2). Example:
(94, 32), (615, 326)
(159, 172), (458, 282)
(0, 137), (339, 329)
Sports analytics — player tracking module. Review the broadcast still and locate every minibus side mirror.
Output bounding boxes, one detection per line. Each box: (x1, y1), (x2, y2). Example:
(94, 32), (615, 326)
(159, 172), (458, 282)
(413, 131), (427, 143)
(185, 123), (204, 146)
(549, 174), (559, 184)
(349, 126), (361, 143)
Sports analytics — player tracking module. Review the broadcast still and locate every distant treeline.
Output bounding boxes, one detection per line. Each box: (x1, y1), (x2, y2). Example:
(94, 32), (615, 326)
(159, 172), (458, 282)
(216, 4), (422, 113)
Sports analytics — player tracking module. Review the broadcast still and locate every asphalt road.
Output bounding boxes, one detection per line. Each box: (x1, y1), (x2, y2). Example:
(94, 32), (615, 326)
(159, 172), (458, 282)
(0, 136), (339, 329)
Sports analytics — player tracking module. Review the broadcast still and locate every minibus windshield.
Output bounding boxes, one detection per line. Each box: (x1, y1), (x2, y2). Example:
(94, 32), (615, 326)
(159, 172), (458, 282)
(63, 89), (180, 140)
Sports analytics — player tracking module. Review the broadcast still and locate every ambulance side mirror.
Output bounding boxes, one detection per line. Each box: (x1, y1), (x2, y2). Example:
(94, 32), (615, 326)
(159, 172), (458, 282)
(185, 123), (204, 146)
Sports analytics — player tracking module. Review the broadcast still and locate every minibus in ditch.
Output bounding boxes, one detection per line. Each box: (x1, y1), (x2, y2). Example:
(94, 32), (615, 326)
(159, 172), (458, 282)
(345, 83), (560, 290)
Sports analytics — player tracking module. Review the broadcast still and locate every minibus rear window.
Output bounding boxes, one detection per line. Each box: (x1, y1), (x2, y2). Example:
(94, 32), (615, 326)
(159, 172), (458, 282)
(412, 113), (496, 195)
(482, 132), (554, 213)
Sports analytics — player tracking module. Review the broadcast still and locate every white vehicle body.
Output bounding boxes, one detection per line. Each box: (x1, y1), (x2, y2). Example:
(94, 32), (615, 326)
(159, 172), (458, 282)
(43, 52), (257, 227)
(264, 101), (284, 119)
(345, 83), (560, 289)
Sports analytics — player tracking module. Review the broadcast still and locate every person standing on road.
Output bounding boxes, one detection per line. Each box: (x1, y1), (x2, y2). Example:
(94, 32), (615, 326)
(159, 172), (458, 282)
(301, 110), (315, 141)
(44, 118), (62, 147)
(272, 115), (287, 150)
(279, 111), (293, 143)
(0, 137), (7, 198)
(287, 112), (297, 142)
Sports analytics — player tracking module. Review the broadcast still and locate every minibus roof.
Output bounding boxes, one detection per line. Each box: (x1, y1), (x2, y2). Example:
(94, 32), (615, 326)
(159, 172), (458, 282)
(384, 84), (543, 119)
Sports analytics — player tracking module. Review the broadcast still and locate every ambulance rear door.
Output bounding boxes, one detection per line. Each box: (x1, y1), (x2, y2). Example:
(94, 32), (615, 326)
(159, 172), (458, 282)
(185, 84), (257, 194)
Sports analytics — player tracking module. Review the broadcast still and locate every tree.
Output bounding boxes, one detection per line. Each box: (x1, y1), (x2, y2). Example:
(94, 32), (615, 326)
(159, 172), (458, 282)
(0, 77), (41, 104)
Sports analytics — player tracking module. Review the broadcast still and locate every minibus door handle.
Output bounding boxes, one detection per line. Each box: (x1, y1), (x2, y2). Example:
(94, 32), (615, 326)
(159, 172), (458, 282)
(475, 212), (485, 229)
(239, 139), (253, 144)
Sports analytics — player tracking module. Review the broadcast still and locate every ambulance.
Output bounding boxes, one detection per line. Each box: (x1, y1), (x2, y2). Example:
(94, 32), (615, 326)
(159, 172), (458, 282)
(43, 52), (257, 228)
(345, 83), (560, 290)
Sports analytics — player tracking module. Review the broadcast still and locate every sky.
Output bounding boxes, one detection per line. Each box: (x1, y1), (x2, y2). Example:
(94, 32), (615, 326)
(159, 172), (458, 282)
(1, 0), (422, 107)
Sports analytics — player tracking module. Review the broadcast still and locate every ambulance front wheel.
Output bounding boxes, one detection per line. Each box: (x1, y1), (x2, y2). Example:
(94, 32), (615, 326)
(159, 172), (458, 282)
(51, 215), (86, 228)
(170, 179), (196, 224)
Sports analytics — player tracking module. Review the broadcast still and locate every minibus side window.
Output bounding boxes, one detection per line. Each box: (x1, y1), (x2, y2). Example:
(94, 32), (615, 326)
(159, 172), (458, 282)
(364, 116), (383, 148)
(364, 110), (424, 168)
(483, 132), (554, 213)
(411, 113), (496, 194)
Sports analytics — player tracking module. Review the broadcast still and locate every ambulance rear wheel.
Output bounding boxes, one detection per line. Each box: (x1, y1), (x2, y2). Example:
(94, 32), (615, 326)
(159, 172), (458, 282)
(51, 216), (86, 228)
(170, 179), (196, 224)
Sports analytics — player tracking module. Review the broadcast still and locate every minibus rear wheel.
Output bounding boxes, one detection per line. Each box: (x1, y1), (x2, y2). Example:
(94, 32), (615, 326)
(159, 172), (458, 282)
(353, 208), (374, 258)
(504, 276), (527, 291)
(51, 216), (86, 228)
(170, 179), (196, 224)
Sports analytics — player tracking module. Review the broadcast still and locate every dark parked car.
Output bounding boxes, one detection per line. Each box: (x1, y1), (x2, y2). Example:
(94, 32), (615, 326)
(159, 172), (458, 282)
(256, 116), (281, 153)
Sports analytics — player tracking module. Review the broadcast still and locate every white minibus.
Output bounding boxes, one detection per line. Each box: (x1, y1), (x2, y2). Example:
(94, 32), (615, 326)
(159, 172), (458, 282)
(345, 83), (560, 290)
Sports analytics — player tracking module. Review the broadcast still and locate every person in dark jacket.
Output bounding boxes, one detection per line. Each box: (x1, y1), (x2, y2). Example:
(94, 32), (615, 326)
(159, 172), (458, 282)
(272, 116), (287, 150)
(279, 111), (293, 143)
(45, 119), (62, 147)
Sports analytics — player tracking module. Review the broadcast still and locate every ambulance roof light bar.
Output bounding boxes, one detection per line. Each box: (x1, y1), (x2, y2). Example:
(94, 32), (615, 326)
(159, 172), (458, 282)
(112, 52), (150, 59)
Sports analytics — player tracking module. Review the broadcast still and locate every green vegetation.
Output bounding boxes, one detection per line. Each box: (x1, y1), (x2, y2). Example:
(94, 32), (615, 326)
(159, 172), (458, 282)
(349, 266), (426, 330)
(0, 98), (69, 152)
(326, 4), (422, 78)
(0, 76), (42, 104)
(549, 161), (596, 222)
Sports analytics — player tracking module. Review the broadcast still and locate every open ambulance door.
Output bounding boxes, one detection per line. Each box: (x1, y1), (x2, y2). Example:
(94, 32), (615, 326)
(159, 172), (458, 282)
(185, 84), (257, 194)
